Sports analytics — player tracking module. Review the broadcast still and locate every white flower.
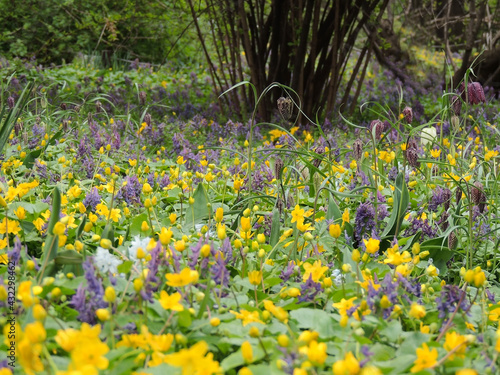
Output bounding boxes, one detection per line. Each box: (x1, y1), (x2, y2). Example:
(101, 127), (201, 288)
(127, 235), (151, 263)
(421, 126), (437, 147)
(94, 247), (122, 274)
(331, 269), (344, 286)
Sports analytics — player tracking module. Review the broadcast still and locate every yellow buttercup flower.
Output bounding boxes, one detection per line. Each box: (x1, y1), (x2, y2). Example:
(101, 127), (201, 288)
(443, 331), (467, 360)
(410, 343), (437, 373)
(302, 260), (328, 282)
(332, 352), (360, 375)
(248, 270), (262, 286)
(363, 238), (380, 254)
(159, 291), (184, 311)
(165, 268), (199, 287)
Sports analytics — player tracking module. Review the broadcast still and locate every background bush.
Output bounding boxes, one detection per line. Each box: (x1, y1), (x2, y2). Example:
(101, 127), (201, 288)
(0, 0), (200, 65)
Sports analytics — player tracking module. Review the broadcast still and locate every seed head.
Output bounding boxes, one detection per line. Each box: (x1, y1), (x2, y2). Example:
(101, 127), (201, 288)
(402, 106), (413, 123)
(144, 113), (152, 127)
(405, 147), (420, 168)
(7, 96), (15, 109)
(139, 91), (147, 106)
(467, 82), (486, 105)
(312, 146), (325, 168)
(455, 186), (462, 205)
(370, 119), (384, 139)
(451, 96), (462, 116)
(352, 139), (363, 161)
(274, 157), (284, 180)
(448, 231), (457, 249)
(277, 97), (293, 120)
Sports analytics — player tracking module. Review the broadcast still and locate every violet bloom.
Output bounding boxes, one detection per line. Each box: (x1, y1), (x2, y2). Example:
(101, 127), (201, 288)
(435, 285), (469, 319)
(141, 241), (163, 302)
(210, 256), (230, 288)
(82, 187), (101, 211)
(428, 186), (452, 212)
(116, 175), (142, 206)
(298, 275), (322, 303)
(280, 261), (296, 284)
(7, 236), (22, 266)
(71, 259), (107, 324)
(354, 202), (376, 243)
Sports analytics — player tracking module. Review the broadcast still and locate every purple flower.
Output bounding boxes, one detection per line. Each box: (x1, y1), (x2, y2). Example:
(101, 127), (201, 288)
(71, 259), (107, 324)
(428, 187), (452, 212)
(210, 255), (230, 288)
(280, 261), (296, 284)
(436, 284), (469, 319)
(298, 274), (322, 303)
(140, 241), (164, 302)
(354, 202), (377, 243)
(7, 236), (22, 266)
(116, 175), (142, 206)
(82, 187), (101, 211)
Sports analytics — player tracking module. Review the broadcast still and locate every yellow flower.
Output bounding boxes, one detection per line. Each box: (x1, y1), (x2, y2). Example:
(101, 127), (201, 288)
(159, 227), (173, 245)
(302, 260), (328, 282)
(18, 338), (44, 375)
(456, 370), (478, 375)
(169, 213), (177, 224)
(363, 238), (380, 254)
(430, 149), (442, 158)
(383, 247), (411, 266)
(485, 150), (499, 161)
(70, 336), (109, 371)
(342, 209), (350, 225)
(165, 268), (199, 287)
(18, 281), (34, 308)
(248, 270), (262, 286)
(332, 352), (360, 375)
(443, 331), (467, 360)
(174, 239), (186, 252)
(96, 308), (111, 321)
(14, 206), (26, 220)
(164, 341), (222, 374)
(24, 321), (46, 344)
(306, 340), (327, 365)
(291, 205), (305, 224)
(410, 343), (438, 373)
(55, 328), (80, 352)
(241, 216), (251, 232)
(215, 207), (224, 222)
(53, 221), (66, 236)
(159, 291), (184, 311)
(263, 300), (289, 323)
(329, 224), (341, 238)
(409, 302), (426, 319)
(242, 341), (253, 363)
(332, 297), (357, 317)
(230, 309), (264, 326)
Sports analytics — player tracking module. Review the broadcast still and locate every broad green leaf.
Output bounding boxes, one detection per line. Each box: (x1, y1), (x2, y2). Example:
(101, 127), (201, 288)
(184, 183), (211, 228)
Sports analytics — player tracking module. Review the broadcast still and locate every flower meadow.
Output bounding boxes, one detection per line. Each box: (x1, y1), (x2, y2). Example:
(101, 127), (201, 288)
(1, 58), (500, 375)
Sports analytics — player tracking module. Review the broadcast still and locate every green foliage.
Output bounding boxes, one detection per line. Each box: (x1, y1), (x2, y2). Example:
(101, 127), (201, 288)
(0, 0), (200, 65)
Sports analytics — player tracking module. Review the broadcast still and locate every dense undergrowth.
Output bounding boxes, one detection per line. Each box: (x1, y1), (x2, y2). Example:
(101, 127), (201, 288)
(1, 49), (500, 375)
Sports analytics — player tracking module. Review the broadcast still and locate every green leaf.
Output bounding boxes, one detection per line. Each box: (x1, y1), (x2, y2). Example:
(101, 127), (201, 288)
(117, 260), (133, 274)
(38, 187), (61, 281)
(0, 80), (33, 153)
(382, 172), (409, 238)
(326, 193), (342, 223)
(269, 208), (280, 248)
(290, 308), (339, 339)
(76, 214), (87, 239)
(184, 183), (211, 228)
(54, 250), (83, 265)
(177, 309), (192, 328)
